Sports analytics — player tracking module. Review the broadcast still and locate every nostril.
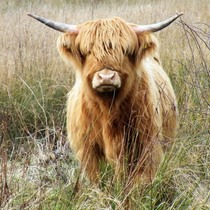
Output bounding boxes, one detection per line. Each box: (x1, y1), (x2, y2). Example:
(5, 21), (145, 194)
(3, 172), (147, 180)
(98, 72), (115, 80)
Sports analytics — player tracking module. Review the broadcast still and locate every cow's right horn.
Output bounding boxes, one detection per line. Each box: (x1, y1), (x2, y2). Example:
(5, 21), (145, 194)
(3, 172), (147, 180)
(27, 13), (79, 33)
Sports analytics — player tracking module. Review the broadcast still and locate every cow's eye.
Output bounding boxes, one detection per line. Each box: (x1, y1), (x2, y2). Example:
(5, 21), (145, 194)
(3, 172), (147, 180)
(127, 52), (136, 63)
(122, 48), (125, 55)
(108, 42), (113, 49)
(79, 51), (87, 65)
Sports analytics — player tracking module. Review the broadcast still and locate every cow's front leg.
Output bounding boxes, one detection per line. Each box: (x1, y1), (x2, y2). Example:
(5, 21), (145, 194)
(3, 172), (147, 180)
(75, 145), (101, 183)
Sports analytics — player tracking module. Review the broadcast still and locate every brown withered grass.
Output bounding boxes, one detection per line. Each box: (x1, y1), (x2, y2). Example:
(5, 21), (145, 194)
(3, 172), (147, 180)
(0, 0), (209, 209)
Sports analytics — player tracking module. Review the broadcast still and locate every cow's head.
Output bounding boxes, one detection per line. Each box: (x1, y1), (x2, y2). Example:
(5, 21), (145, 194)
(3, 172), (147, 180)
(28, 13), (182, 101)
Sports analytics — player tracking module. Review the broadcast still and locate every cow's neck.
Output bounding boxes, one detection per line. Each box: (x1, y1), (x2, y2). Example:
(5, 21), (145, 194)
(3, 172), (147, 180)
(84, 89), (138, 124)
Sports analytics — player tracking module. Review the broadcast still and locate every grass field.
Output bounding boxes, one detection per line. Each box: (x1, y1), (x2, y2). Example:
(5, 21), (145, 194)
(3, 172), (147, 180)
(0, 0), (209, 209)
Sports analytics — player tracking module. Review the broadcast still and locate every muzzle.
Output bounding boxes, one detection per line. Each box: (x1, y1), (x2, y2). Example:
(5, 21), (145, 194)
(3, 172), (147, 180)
(92, 67), (121, 92)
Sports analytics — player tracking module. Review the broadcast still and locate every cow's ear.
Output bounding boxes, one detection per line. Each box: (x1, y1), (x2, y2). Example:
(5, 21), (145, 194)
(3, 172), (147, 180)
(57, 33), (83, 70)
(136, 32), (159, 60)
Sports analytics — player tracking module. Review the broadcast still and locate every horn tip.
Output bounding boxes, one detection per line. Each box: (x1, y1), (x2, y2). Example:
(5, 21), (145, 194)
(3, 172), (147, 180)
(27, 13), (36, 19)
(176, 12), (184, 17)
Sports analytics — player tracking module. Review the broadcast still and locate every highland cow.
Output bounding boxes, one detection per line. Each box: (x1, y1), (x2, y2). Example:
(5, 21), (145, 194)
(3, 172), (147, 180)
(28, 13), (181, 183)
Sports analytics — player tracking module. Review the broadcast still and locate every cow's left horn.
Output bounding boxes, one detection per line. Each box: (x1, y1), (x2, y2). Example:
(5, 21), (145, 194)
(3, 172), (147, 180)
(27, 13), (78, 33)
(133, 13), (183, 33)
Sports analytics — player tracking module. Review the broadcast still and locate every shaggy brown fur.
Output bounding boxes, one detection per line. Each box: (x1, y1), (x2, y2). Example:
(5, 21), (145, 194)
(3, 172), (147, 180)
(57, 17), (178, 183)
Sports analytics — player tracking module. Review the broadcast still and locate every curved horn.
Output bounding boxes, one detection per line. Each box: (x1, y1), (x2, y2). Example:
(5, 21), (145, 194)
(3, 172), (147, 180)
(133, 13), (183, 33)
(27, 13), (78, 33)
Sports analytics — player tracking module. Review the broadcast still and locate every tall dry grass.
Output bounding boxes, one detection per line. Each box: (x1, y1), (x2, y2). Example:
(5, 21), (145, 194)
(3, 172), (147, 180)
(0, 0), (209, 209)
